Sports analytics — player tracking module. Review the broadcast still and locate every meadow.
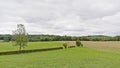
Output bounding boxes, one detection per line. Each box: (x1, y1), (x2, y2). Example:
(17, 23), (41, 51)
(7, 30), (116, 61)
(0, 41), (120, 68)
(0, 41), (63, 52)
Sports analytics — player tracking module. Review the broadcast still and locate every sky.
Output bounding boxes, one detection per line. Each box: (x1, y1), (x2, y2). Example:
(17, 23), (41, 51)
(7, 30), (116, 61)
(0, 0), (120, 36)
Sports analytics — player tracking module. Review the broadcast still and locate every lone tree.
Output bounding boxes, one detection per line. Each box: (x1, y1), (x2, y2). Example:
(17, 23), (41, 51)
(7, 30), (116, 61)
(12, 24), (28, 51)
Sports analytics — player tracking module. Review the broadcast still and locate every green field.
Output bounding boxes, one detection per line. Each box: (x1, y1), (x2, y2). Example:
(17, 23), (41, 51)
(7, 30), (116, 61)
(0, 42), (63, 52)
(0, 41), (120, 68)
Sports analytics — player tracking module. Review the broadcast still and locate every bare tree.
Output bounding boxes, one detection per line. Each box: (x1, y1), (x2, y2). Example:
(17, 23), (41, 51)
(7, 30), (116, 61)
(12, 24), (28, 51)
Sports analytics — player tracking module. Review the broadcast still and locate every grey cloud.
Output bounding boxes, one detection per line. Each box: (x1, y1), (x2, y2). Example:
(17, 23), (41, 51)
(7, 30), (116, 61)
(0, 0), (120, 36)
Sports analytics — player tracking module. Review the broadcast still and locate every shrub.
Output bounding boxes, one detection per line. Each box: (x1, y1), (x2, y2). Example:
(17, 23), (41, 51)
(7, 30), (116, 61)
(63, 43), (68, 48)
(76, 40), (83, 47)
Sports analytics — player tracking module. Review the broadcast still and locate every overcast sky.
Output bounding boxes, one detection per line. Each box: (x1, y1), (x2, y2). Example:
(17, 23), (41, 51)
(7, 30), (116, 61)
(0, 0), (120, 36)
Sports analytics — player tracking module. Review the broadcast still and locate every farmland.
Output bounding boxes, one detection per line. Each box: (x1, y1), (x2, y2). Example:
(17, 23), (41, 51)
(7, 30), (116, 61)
(0, 42), (63, 52)
(0, 41), (120, 68)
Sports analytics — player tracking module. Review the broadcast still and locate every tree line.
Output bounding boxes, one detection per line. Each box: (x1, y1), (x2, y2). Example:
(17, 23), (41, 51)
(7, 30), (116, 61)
(1, 34), (120, 42)
(1, 24), (120, 51)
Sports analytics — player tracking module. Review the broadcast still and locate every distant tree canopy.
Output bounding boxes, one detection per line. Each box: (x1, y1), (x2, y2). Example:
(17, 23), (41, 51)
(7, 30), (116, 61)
(3, 35), (11, 42)
(25, 35), (120, 41)
(28, 35), (74, 41)
(0, 34), (120, 42)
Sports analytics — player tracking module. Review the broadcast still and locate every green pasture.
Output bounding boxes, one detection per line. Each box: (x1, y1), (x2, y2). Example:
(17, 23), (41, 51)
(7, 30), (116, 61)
(0, 42), (63, 52)
(0, 41), (120, 68)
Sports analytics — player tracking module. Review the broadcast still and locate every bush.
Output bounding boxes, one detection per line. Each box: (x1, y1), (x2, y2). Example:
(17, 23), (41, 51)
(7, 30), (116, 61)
(63, 43), (68, 48)
(76, 40), (83, 47)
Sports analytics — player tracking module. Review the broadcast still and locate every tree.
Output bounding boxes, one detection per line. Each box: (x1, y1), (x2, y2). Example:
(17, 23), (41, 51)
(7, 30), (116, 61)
(12, 24), (28, 51)
(76, 39), (83, 47)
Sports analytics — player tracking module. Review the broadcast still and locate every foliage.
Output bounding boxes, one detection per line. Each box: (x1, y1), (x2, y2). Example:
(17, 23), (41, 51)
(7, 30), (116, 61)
(63, 43), (68, 48)
(0, 34), (120, 41)
(12, 24), (28, 51)
(3, 35), (11, 42)
(76, 40), (83, 47)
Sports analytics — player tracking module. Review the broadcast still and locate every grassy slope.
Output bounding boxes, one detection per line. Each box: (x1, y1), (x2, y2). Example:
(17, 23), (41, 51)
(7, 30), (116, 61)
(1, 41), (120, 68)
(0, 47), (120, 68)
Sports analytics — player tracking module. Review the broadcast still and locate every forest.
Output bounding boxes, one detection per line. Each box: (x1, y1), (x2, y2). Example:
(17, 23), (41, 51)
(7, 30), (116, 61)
(1, 34), (120, 42)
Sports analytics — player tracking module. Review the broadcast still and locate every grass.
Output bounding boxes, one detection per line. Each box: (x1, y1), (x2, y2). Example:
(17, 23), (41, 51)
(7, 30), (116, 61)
(0, 41), (63, 52)
(1, 47), (120, 68)
(0, 41), (120, 68)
